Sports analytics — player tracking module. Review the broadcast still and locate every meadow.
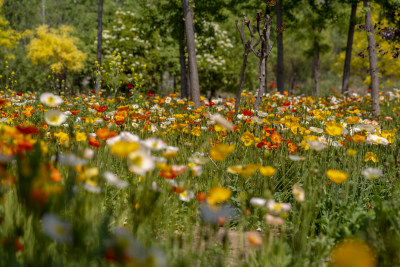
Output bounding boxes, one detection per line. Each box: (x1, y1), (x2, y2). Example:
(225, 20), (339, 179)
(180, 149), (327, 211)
(0, 89), (400, 266)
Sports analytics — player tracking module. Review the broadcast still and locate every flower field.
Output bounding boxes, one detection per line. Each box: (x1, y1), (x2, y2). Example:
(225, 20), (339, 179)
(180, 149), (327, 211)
(1, 90), (400, 266)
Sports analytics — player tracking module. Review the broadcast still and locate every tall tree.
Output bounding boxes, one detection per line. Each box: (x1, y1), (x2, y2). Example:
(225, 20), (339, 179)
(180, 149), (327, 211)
(342, 1), (357, 95)
(276, 0), (284, 93)
(179, 25), (189, 98)
(364, 0), (380, 116)
(95, 0), (104, 93)
(313, 32), (320, 97)
(182, 0), (200, 107)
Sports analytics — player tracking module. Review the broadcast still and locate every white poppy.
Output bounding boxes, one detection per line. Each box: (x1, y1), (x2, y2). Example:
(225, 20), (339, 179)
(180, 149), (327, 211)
(362, 167), (383, 179)
(103, 171), (128, 189)
(127, 149), (155, 176)
(44, 110), (67, 126)
(41, 214), (72, 243)
(40, 93), (63, 107)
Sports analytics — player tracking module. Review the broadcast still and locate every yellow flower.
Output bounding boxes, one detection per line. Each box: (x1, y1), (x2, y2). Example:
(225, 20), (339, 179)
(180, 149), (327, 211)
(259, 166), (276, 177)
(381, 130), (396, 143)
(326, 169), (348, 184)
(227, 164), (259, 178)
(352, 134), (366, 143)
(110, 141), (139, 158)
(347, 149), (357, 156)
(215, 124), (226, 132)
(346, 116), (361, 124)
(325, 121), (343, 136)
(364, 152), (379, 163)
(331, 239), (377, 267)
(191, 126), (201, 137)
(207, 187), (231, 205)
(241, 131), (255, 146)
(54, 131), (69, 145)
(75, 131), (87, 142)
(209, 144), (235, 161)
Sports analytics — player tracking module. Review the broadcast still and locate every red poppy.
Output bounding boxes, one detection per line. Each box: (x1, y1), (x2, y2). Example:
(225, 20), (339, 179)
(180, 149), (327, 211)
(242, 109), (254, 117)
(159, 170), (176, 179)
(89, 138), (100, 147)
(16, 124), (39, 135)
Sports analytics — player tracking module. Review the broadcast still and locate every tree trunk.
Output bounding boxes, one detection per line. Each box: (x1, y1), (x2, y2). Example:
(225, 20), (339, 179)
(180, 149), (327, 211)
(235, 53), (249, 115)
(313, 39), (320, 97)
(364, 0), (380, 116)
(42, 0), (46, 25)
(276, 0), (284, 93)
(182, 0), (201, 108)
(254, 46), (266, 111)
(95, 0), (104, 94)
(179, 29), (189, 99)
(342, 3), (357, 95)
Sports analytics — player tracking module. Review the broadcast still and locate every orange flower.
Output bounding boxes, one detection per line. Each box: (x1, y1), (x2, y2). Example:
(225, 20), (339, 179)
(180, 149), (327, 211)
(270, 132), (282, 144)
(50, 166), (62, 182)
(96, 128), (117, 141)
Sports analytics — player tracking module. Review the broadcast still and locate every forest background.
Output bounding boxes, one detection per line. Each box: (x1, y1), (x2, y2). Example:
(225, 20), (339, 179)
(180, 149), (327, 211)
(1, 0), (400, 99)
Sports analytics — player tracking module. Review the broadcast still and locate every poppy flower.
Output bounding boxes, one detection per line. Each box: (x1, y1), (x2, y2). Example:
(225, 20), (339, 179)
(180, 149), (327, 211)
(89, 138), (100, 147)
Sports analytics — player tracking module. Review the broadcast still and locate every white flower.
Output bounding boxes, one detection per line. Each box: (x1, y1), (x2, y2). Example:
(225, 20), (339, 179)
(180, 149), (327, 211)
(267, 200), (291, 214)
(40, 93), (63, 107)
(41, 214), (72, 243)
(362, 168), (383, 179)
(44, 110), (67, 126)
(250, 197), (267, 207)
(307, 140), (326, 151)
(309, 127), (323, 134)
(292, 184), (305, 202)
(127, 149), (155, 176)
(83, 180), (102, 194)
(103, 171), (128, 188)
(366, 134), (389, 145)
(57, 153), (87, 166)
(83, 148), (94, 159)
(179, 190), (195, 202)
(107, 131), (140, 146)
(288, 155), (305, 161)
(143, 138), (166, 151)
(190, 165), (203, 176)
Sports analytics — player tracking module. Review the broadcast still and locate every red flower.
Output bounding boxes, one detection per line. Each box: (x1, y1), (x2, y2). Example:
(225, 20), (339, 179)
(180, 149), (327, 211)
(89, 138), (100, 147)
(242, 109), (254, 117)
(16, 124), (39, 135)
(148, 92), (154, 97)
(127, 84), (133, 89)
(90, 90), (95, 94)
(16, 93), (22, 96)
(159, 170), (176, 179)
(197, 192), (207, 203)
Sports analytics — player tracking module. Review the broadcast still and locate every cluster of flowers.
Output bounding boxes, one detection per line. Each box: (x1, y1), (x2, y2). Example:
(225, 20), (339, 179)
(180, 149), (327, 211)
(0, 88), (399, 263)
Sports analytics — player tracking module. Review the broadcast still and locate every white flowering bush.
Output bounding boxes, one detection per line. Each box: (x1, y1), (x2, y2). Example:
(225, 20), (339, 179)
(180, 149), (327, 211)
(98, 10), (159, 91)
(196, 22), (235, 95)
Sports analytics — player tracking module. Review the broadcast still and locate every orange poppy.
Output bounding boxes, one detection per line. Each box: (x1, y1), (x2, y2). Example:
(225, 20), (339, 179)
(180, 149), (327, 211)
(270, 132), (282, 144)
